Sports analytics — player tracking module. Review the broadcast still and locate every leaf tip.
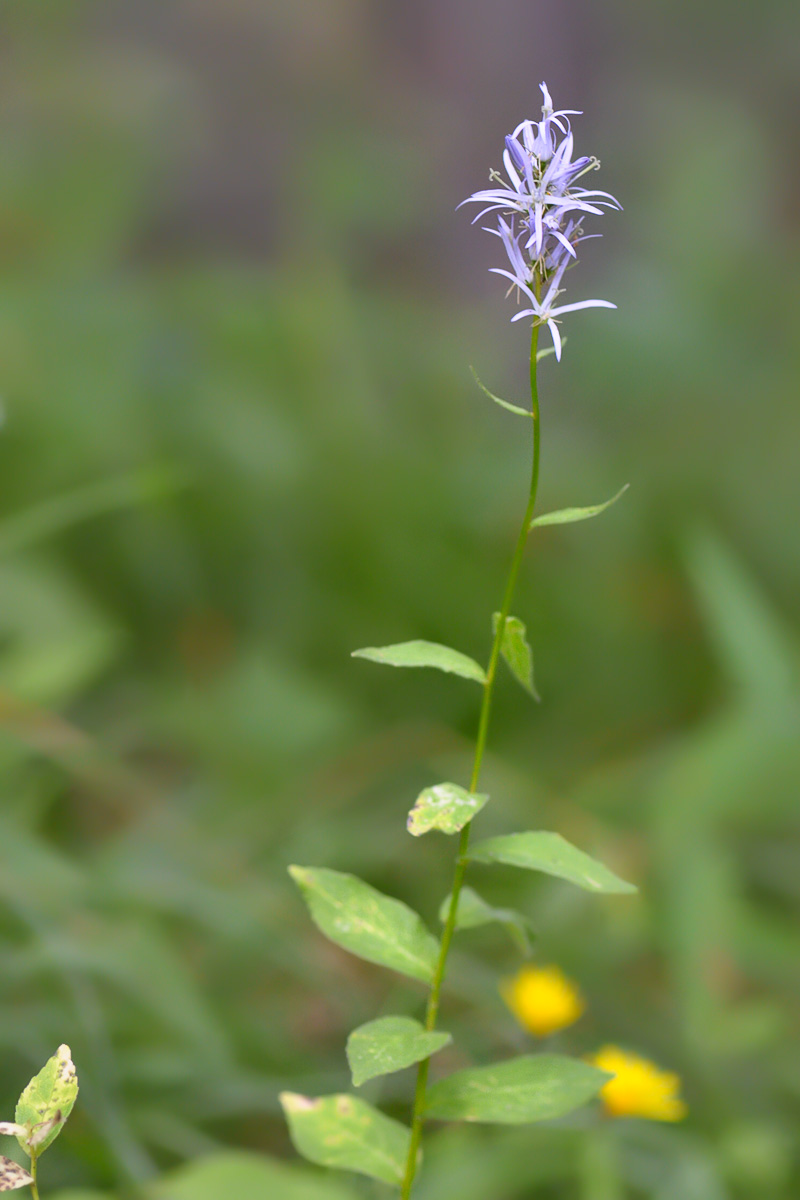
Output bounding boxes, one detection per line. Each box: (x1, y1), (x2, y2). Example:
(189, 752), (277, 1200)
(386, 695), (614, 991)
(279, 1092), (319, 1115)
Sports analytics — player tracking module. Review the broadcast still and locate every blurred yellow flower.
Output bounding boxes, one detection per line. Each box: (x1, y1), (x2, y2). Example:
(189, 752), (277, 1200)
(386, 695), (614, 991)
(589, 1045), (687, 1121)
(501, 964), (584, 1037)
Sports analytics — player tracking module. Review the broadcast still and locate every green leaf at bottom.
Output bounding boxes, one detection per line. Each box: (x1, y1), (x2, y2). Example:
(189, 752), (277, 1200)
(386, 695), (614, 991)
(347, 1017), (451, 1087)
(425, 1055), (609, 1123)
(280, 1093), (410, 1186)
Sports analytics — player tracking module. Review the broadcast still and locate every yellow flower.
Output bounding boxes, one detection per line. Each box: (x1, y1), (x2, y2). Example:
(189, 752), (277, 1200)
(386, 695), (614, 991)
(501, 964), (585, 1037)
(589, 1045), (687, 1121)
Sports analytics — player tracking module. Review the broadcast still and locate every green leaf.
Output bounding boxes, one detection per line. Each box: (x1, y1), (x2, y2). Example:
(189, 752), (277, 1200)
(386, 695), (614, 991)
(438, 885), (533, 954)
(0, 1159), (33, 1191)
(492, 613), (539, 700)
(347, 1017), (451, 1087)
(425, 1055), (609, 1123)
(352, 641), (486, 685)
(15, 1045), (78, 1156)
(407, 783), (488, 837)
(469, 832), (637, 894)
(148, 1151), (359, 1200)
(280, 1093), (411, 1187)
(288, 867), (439, 983)
(469, 367), (531, 418)
(530, 484), (629, 529)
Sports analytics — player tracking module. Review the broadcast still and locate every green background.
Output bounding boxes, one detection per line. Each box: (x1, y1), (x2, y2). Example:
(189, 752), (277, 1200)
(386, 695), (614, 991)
(0, 2), (798, 1197)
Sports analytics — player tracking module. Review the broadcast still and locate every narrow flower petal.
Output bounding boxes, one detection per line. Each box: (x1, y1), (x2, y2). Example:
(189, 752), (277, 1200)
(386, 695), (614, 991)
(547, 319), (562, 360)
(548, 299), (617, 316)
(488, 269), (537, 304)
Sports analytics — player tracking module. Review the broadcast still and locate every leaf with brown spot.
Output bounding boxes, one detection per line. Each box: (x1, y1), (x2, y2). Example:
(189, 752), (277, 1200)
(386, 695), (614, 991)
(0, 1157), (33, 1191)
(15, 1045), (78, 1156)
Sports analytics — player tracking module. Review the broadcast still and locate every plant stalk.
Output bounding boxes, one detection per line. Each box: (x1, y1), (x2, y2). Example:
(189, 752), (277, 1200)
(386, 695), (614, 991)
(399, 306), (542, 1198)
(30, 1152), (40, 1200)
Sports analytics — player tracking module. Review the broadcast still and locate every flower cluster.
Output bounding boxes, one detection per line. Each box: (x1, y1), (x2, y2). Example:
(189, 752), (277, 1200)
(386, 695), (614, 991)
(462, 83), (621, 359)
(503, 965), (687, 1122)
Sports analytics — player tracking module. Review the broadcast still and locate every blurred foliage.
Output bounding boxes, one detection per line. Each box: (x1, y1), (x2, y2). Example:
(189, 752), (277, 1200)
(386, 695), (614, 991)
(0, 2), (798, 1198)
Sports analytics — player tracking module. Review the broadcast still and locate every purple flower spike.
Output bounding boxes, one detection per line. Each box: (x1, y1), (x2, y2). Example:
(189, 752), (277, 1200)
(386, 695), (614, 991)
(462, 84), (619, 358)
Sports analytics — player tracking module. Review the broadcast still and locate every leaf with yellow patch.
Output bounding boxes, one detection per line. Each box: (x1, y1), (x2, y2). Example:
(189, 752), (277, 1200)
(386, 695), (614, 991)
(15, 1045), (78, 1156)
(280, 1093), (411, 1187)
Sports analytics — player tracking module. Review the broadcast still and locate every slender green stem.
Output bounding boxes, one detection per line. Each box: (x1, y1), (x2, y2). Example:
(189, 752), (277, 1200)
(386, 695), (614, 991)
(30, 1153), (40, 1200)
(399, 309), (542, 1198)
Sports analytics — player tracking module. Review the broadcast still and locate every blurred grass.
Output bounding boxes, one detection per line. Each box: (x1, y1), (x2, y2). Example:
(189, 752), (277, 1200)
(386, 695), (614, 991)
(0, 2), (798, 1197)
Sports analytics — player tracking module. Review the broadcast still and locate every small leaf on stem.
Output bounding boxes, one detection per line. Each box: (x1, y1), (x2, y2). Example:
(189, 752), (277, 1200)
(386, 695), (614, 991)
(469, 367), (531, 417)
(407, 783), (488, 837)
(352, 641), (486, 684)
(530, 484), (629, 529)
(347, 1017), (451, 1087)
(492, 613), (539, 700)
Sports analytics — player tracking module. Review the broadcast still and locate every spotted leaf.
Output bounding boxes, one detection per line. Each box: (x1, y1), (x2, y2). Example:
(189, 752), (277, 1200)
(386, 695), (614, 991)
(15, 1044), (78, 1156)
(0, 1158), (33, 1191)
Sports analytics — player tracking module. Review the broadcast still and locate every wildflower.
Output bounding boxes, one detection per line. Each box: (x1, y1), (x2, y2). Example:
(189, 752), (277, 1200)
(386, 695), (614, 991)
(501, 964), (585, 1037)
(589, 1045), (687, 1121)
(462, 82), (620, 359)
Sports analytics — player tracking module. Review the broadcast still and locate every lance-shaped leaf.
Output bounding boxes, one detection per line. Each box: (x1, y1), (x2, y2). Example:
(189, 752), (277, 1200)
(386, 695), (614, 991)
(288, 867), (439, 984)
(0, 1159), (33, 1191)
(530, 484), (629, 529)
(492, 613), (539, 700)
(280, 1093), (411, 1187)
(425, 1054), (609, 1124)
(15, 1044), (78, 1156)
(352, 641), (486, 685)
(469, 367), (531, 418)
(469, 832), (636, 894)
(407, 783), (488, 837)
(347, 1017), (451, 1088)
(438, 886), (534, 954)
